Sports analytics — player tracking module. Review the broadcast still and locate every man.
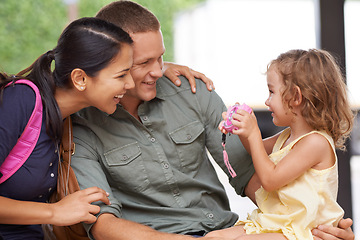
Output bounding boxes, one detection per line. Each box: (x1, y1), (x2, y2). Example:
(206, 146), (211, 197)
(71, 1), (354, 240)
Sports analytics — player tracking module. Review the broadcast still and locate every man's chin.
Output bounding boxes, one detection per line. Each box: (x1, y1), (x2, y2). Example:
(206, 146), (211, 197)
(125, 88), (157, 102)
(138, 88), (157, 102)
(142, 93), (157, 102)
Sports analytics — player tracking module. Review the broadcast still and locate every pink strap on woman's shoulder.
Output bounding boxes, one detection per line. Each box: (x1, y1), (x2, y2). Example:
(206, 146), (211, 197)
(0, 79), (43, 184)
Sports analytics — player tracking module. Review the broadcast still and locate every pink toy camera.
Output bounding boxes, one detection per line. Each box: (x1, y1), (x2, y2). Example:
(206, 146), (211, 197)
(222, 103), (252, 133)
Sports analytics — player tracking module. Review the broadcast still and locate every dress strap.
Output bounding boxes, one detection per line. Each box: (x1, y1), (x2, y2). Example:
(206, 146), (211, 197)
(272, 128), (336, 155)
(272, 128), (290, 152)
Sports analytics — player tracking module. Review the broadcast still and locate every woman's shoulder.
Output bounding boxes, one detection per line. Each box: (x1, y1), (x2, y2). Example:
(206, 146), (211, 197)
(0, 84), (37, 163)
(2, 83), (36, 111)
(0, 83), (37, 134)
(3, 82), (36, 98)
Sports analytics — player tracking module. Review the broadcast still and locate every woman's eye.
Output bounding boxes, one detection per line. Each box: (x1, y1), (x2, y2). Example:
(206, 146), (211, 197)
(117, 74), (126, 79)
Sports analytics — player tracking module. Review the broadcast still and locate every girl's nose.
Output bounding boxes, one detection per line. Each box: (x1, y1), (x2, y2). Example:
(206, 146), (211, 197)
(265, 97), (270, 106)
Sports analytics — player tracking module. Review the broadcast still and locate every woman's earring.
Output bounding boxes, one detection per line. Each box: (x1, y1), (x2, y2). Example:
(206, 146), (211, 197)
(81, 77), (87, 90)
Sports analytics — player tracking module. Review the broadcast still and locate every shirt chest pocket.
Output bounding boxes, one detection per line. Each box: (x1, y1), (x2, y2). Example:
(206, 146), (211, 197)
(169, 121), (205, 172)
(104, 142), (150, 192)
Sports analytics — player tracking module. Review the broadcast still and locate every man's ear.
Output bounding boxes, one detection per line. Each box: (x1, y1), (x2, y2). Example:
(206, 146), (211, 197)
(292, 86), (302, 106)
(71, 68), (87, 91)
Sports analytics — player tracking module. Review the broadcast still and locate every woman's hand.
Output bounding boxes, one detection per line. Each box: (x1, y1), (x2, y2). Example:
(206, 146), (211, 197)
(312, 218), (354, 240)
(50, 186), (110, 226)
(162, 62), (214, 93)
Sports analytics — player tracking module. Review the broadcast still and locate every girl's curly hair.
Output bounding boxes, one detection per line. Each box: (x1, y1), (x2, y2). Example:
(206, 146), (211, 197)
(267, 49), (354, 150)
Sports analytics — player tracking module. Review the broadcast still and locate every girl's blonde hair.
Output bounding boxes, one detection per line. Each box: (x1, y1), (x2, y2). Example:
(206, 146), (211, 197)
(268, 49), (354, 150)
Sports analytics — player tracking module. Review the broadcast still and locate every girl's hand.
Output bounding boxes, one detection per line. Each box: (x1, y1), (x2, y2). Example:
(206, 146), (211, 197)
(50, 186), (110, 226)
(312, 218), (354, 240)
(162, 62), (214, 93)
(218, 111), (229, 134)
(231, 110), (259, 140)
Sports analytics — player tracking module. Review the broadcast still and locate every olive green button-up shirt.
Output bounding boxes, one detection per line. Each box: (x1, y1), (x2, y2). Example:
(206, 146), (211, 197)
(71, 76), (254, 238)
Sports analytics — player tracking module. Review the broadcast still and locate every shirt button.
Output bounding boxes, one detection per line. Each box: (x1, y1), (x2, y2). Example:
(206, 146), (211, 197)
(49, 162), (53, 167)
(207, 213), (214, 219)
(186, 134), (192, 140)
(150, 137), (156, 143)
(162, 163), (169, 169)
(143, 116), (148, 121)
(55, 149), (58, 153)
(39, 195), (43, 198)
(173, 189), (179, 195)
(48, 187), (52, 192)
(122, 155), (128, 160)
(50, 173), (55, 178)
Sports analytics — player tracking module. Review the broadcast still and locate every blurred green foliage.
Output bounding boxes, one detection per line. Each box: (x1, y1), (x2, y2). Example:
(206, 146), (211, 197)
(0, 0), (67, 74)
(0, 0), (204, 74)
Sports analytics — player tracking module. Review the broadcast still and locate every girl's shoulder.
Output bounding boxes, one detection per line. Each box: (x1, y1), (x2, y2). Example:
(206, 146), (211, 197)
(293, 131), (336, 170)
(296, 130), (335, 151)
(301, 132), (333, 148)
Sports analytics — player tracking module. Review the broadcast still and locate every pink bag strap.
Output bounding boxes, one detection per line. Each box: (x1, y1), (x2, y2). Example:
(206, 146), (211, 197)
(0, 80), (43, 184)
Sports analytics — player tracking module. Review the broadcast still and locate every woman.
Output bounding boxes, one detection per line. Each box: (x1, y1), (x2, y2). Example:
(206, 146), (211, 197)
(0, 17), (134, 239)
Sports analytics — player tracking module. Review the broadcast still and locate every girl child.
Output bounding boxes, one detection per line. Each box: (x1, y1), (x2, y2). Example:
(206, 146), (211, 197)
(0, 17), (135, 239)
(210, 49), (354, 239)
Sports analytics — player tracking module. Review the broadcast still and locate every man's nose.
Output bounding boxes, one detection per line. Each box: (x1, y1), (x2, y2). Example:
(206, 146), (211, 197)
(149, 60), (163, 78)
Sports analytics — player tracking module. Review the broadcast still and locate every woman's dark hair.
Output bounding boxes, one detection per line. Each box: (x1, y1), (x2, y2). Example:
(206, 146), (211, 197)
(0, 17), (133, 142)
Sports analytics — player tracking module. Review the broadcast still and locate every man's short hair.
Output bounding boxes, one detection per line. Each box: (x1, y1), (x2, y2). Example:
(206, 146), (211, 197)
(96, 0), (160, 33)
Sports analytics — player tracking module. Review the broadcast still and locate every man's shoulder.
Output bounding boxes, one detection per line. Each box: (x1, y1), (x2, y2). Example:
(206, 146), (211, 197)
(156, 76), (207, 97)
(72, 107), (108, 128)
(157, 75), (191, 90)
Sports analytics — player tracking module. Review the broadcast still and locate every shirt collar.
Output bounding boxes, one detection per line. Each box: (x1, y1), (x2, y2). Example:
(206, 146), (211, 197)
(155, 77), (166, 100)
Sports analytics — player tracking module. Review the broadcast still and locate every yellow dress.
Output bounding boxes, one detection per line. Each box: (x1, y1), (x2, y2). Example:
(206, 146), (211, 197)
(236, 128), (344, 240)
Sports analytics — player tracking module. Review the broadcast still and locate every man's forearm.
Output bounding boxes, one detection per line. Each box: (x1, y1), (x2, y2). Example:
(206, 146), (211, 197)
(92, 213), (194, 240)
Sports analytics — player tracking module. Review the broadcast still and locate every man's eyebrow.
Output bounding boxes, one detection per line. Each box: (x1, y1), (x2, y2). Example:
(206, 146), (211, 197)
(134, 58), (150, 64)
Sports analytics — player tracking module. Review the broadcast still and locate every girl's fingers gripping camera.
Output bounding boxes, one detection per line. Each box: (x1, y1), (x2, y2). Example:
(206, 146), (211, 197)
(222, 103), (252, 133)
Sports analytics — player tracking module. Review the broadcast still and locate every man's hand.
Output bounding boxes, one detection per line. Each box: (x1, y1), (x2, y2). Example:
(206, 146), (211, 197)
(162, 62), (214, 93)
(312, 218), (354, 240)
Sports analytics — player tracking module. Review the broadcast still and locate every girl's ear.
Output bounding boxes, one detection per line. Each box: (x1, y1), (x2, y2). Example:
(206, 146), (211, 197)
(71, 68), (87, 91)
(292, 86), (302, 106)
